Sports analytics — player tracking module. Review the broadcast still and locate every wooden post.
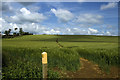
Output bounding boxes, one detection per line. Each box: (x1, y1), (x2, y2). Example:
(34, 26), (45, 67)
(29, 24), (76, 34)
(42, 52), (47, 79)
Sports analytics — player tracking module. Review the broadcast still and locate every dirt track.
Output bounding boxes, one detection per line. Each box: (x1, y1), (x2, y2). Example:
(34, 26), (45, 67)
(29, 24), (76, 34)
(60, 58), (119, 78)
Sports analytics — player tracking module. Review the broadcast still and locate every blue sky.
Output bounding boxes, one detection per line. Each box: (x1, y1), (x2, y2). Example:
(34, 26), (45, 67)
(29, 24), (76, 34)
(1, 2), (118, 35)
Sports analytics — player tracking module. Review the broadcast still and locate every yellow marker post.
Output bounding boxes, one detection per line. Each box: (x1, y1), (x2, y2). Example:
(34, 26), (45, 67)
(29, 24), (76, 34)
(42, 52), (47, 79)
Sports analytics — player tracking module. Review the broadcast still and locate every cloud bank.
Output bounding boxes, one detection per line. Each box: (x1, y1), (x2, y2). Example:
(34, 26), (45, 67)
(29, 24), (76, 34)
(5, 8), (47, 24)
(1, 2), (117, 36)
(100, 2), (117, 10)
(51, 8), (74, 22)
(75, 14), (103, 24)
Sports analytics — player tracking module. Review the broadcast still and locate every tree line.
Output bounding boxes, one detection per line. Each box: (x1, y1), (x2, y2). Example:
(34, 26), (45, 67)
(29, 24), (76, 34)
(3, 28), (33, 38)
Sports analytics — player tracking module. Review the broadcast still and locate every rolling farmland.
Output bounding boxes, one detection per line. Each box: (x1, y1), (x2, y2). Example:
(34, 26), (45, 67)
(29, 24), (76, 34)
(2, 35), (119, 78)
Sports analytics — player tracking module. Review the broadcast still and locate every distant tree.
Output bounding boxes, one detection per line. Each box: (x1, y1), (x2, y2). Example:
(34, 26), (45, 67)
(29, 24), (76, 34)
(14, 28), (18, 37)
(23, 32), (29, 35)
(13, 32), (16, 37)
(8, 29), (11, 35)
(16, 33), (19, 36)
(0, 32), (1, 37)
(4, 30), (9, 37)
(19, 28), (24, 35)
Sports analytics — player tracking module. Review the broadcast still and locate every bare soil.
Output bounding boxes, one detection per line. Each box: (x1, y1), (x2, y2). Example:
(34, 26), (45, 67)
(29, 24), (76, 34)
(54, 58), (119, 78)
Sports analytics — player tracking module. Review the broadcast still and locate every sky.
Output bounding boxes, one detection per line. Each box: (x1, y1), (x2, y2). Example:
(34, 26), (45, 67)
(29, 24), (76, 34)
(0, 2), (118, 36)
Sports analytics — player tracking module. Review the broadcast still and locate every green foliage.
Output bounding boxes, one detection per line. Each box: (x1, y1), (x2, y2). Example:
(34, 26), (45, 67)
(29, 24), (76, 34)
(8, 29), (11, 34)
(19, 28), (24, 35)
(2, 35), (118, 49)
(2, 47), (80, 78)
(47, 70), (61, 78)
(2, 35), (118, 78)
(4, 30), (9, 36)
(47, 48), (80, 71)
(75, 48), (119, 73)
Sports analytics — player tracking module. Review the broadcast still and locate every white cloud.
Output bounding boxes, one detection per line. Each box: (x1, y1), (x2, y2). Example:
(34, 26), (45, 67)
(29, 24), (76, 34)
(106, 31), (111, 35)
(1, 18), (115, 36)
(1, 18), (15, 33)
(1, 17), (45, 34)
(62, 28), (88, 35)
(75, 14), (103, 24)
(0, 18), (2, 32)
(100, 2), (117, 10)
(88, 28), (98, 34)
(44, 29), (60, 34)
(1, 17), (61, 35)
(66, 28), (71, 32)
(77, 24), (93, 28)
(51, 8), (74, 22)
(72, 28), (87, 35)
(20, 8), (31, 14)
(5, 8), (47, 24)
(1, 17), (115, 36)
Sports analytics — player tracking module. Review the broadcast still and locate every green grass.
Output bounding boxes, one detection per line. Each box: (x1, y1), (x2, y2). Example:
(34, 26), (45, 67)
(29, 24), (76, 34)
(2, 35), (118, 49)
(75, 48), (119, 73)
(2, 46), (80, 78)
(2, 35), (119, 78)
